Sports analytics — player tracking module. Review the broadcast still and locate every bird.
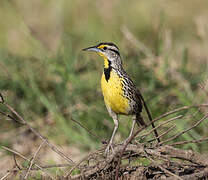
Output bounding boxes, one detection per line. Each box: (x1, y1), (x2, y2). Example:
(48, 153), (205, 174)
(83, 42), (159, 154)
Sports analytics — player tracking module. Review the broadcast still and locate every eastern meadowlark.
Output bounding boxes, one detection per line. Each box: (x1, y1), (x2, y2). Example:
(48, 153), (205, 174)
(83, 42), (159, 154)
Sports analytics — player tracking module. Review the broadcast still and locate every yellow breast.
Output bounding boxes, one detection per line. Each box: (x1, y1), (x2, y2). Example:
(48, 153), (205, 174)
(101, 70), (130, 114)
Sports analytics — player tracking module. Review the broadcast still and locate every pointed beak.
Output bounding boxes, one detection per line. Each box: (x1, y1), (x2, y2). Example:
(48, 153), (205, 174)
(82, 46), (102, 53)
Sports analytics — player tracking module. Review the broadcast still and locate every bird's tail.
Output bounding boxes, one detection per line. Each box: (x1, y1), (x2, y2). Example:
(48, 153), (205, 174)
(139, 94), (160, 143)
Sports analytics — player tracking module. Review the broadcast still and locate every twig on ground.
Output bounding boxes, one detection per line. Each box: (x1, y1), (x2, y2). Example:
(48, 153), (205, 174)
(0, 171), (13, 180)
(13, 154), (21, 170)
(139, 115), (183, 141)
(115, 105), (208, 180)
(0, 109), (18, 123)
(64, 149), (104, 178)
(24, 140), (46, 179)
(166, 167), (208, 180)
(143, 149), (183, 180)
(1, 146), (55, 180)
(0, 154), (22, 180)
(152, 104), (208, 122)
(0, 94), (74, 164)
(69, 144), (208, 179)
(158, 145), (208, 166)
(169, 136), (208, 146)
(158, 113), (208, 146)
(7, 164), (74, 172)
(148, 124), (176, 143)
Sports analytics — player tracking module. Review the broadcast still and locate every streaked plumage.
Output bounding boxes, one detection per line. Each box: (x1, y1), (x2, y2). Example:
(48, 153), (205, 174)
(83, 42), (158, 154)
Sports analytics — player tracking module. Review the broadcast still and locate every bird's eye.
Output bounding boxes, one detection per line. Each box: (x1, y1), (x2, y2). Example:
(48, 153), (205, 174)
(103, 46), (107, 50)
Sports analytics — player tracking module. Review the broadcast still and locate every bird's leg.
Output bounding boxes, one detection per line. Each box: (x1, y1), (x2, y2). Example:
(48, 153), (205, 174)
(123, 116), (136, 145)
(105, 107), (118, 155)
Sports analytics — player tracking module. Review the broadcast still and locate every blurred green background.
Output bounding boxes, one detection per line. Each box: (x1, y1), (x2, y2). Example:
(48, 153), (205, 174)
(1, 0), (208, 162)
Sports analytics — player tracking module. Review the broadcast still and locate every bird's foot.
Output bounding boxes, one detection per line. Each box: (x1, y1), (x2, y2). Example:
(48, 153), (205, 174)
(104, 142), (114, 155)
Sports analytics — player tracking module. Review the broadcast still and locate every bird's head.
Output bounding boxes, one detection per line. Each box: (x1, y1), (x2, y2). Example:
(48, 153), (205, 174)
(83, 42), (122, 69)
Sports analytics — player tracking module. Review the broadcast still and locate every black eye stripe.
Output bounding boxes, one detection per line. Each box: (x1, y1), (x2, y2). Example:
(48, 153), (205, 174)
(103, 46), (107, 50)
(109, 48), (120, 56)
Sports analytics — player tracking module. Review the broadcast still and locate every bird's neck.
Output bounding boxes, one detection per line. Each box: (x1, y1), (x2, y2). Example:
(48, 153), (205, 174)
(103, 56), (124, 81)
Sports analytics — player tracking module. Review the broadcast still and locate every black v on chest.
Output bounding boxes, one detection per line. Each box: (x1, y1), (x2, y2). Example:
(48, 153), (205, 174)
(104, 60), (112, 82)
